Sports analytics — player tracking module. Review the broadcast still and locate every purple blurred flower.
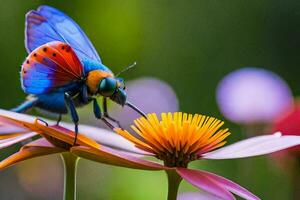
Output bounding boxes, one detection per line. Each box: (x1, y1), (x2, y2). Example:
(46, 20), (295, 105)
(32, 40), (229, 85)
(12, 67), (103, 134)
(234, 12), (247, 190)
(111, 77), (179, 128)
(216, 67), (293, 124)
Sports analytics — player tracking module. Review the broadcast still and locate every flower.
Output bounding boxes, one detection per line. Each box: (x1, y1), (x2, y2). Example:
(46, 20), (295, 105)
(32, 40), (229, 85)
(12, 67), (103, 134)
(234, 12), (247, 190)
(71, 112), (300, 200)
(216, 67), (293, 124)
(117, 112), (230, 167)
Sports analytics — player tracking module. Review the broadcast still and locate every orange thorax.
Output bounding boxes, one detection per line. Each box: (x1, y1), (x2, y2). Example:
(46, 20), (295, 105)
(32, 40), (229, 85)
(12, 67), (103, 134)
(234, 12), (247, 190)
(86, 70), (113, 94)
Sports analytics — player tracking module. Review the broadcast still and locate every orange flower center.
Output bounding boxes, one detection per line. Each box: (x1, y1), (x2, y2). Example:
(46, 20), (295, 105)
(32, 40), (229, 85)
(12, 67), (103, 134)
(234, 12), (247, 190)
(115, 112), (230, 167)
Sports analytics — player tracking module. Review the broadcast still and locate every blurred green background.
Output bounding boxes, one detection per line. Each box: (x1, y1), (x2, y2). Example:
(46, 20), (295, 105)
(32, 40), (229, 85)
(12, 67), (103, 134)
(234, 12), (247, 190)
(0, 0), (300, 199)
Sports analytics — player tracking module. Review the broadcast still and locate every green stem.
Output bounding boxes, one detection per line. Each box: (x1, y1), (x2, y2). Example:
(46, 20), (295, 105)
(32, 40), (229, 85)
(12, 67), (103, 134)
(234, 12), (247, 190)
(61, 153), (79, 200)
(292, 158), (300, 200)
(166, 170), (182, 200)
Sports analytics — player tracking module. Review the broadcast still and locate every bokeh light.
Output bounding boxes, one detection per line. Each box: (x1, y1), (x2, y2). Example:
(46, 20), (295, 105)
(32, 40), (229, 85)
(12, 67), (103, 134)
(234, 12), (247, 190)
(216, 67), (293, 124)
(110, 77), (179, 129)
(272, 100), (300, 154)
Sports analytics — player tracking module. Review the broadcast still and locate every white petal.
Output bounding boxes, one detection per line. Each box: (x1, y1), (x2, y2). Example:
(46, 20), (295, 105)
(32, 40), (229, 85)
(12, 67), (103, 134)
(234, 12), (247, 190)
(0, 109), (37, 123)
(202, 132), (300, 159)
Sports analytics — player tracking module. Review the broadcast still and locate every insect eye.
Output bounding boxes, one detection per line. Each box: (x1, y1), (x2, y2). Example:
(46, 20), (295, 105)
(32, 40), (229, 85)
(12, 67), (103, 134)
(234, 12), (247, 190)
(99, 78), (117, 97)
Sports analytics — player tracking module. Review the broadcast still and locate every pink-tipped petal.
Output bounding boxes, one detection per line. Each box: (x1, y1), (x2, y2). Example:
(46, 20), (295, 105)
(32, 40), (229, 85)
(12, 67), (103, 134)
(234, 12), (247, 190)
(0, 132), (37, 149)
(178, 192), (223, 200)
(176, 168), (235, 200)
(71, 145), (167, 171)
(198, 170), (260, 200)
(202, 132), (300, 159)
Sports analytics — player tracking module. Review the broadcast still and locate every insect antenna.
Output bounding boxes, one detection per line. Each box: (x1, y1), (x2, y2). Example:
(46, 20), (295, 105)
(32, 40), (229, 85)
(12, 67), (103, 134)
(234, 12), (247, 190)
(115, 61), (137, 77)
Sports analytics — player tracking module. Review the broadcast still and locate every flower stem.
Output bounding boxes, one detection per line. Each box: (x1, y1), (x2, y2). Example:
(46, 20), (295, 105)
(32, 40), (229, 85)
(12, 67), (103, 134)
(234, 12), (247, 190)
(292, 158), (300, 199)
(165, 170), (182, 200)
(61, 153), (79, 200)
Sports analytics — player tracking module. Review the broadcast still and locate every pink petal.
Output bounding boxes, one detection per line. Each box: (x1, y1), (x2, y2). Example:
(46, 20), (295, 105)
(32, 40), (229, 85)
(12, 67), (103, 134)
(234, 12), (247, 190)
(176, 168), (235, 200)
(202, 132), (300, 159)
(0, 132), (37, 149)
(71, 145), (167, 170)
(198, 170), (260, 200)
(22, 138), (56, 148)
(178, 192), (223, 200)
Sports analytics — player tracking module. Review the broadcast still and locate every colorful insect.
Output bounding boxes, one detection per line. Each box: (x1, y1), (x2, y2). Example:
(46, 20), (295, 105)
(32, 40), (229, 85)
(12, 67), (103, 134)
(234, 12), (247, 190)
(12, 5), (145, 144)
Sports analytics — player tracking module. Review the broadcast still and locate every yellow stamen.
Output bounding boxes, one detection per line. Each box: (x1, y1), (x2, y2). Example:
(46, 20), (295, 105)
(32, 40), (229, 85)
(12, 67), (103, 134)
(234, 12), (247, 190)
(115, 112), (230, 167)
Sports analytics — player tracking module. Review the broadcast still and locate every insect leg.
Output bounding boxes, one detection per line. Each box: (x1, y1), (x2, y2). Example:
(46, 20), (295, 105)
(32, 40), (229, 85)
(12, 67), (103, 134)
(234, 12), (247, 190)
(103, 98), (123, 128)
(64, 93), (79, 146)
(36, 118), (49, 126)
(81, 85), (89, 104)
(92, 98), (114, 130)
(56, 114), (62, 125)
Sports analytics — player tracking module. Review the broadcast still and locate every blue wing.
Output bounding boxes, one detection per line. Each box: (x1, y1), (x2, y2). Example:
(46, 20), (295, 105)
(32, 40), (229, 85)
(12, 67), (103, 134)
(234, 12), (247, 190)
(25, 5), (101, 63)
